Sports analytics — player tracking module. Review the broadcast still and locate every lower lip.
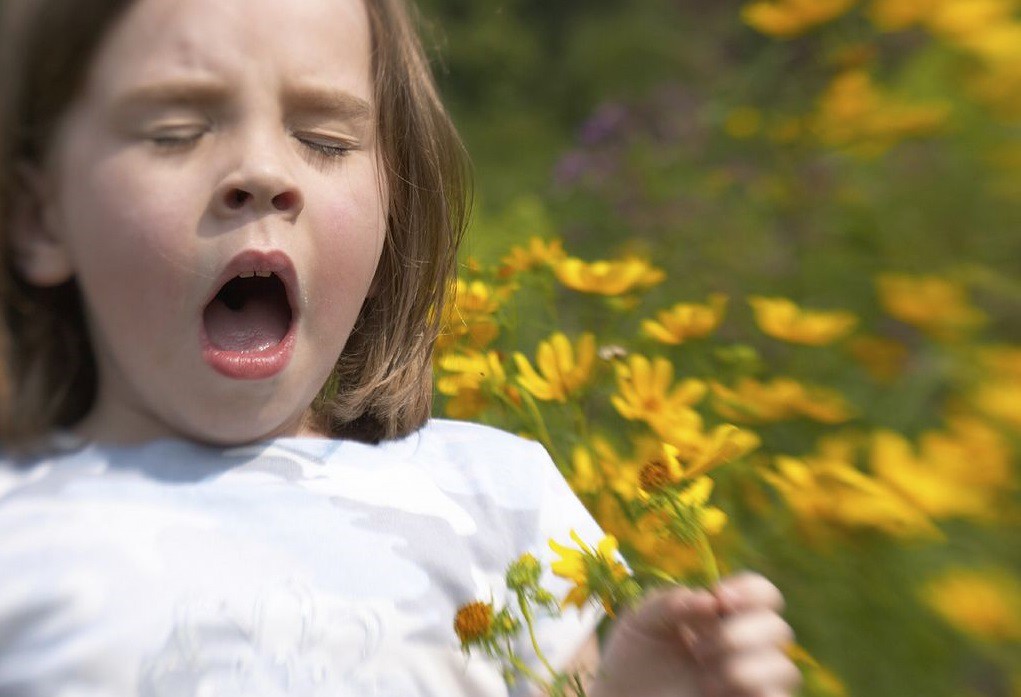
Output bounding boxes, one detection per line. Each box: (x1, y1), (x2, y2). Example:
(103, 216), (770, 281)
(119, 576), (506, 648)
(200, 329), (297, 380)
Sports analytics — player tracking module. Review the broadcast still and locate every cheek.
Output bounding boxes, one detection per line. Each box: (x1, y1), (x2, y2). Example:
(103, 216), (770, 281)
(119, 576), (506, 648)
(307, 174), (386, 311)
(55, 124), (203, 273)
(56, 159), (203, 324)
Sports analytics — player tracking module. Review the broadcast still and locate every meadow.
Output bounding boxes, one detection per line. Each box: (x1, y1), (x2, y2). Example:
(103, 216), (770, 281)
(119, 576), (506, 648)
(423, 1), (1021, 694)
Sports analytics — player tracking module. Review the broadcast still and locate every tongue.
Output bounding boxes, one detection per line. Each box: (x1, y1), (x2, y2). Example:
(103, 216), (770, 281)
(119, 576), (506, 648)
(204, 289), (290, 352)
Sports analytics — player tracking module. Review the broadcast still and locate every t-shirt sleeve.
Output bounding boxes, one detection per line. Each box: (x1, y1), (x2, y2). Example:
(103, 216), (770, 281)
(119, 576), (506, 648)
(512, 440), (607, 695)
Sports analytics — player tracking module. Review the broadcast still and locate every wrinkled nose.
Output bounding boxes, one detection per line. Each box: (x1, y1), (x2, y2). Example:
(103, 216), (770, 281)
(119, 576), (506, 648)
(213, 147), (304, 221)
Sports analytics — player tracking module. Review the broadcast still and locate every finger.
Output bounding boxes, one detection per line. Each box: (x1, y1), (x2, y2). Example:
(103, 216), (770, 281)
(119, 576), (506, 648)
(690, 610), (795, 662)
(619, 585), (718, 642)
(715, 651), (803, 696)
(715, 572), (785, 615)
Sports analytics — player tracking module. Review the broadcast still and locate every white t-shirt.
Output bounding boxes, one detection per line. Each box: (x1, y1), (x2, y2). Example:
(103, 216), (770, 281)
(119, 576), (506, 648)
(0, 420), (604, 696)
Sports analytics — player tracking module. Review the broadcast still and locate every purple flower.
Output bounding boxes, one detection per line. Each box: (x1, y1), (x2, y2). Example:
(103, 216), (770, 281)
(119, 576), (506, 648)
(553, 150), (591, 188)
(578, 102), (630, 147)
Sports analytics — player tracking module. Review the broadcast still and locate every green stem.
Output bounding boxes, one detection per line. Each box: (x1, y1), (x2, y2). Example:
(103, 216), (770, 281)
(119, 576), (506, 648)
(509, 654), (553, 694)
(517, 590), (560, 680)
(665, 497), (719, 587)
(695, 529), (720, 587)
(520, 390), (564, 463)
(569, 673), (589, 697)
(493, 388), (533, 428)
(569, 400), (590, 443)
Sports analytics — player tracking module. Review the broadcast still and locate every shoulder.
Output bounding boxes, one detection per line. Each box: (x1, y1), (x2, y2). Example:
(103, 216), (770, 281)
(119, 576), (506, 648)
(413, 419), (549, 460)
(400, 419), (558, 509)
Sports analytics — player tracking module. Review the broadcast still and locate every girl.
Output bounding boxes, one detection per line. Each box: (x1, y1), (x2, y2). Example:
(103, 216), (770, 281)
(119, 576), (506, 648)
(0, 0), (800, 694)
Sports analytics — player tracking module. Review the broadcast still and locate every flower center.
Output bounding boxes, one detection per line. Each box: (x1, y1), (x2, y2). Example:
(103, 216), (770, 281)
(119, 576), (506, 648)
(453, 600), (494, 643)
(639, 458), (672, 493)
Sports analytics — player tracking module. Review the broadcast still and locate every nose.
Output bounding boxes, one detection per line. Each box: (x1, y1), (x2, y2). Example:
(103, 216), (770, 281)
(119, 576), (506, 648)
(212, 145), (304, 221)
(221, 183), (302, 215)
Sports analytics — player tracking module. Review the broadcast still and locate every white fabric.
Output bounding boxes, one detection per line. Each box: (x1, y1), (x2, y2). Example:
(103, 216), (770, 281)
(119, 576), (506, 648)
(0, 420), (604, 696)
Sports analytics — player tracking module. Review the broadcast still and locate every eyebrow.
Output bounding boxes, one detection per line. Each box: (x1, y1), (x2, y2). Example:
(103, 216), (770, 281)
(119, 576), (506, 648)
(111, 79), (374, 121)
(282, 83), (373, 121)
(112, 79), (232, 112)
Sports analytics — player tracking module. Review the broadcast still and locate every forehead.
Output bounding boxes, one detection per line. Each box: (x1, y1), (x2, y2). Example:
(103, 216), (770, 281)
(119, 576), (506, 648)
(84, 0), (373, 101)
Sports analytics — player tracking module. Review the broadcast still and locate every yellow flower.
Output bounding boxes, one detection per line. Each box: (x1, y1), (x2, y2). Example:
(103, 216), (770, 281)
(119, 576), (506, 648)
(749, 296), (858, 346)
(937, 416), (1015, 490)
(742, 0), (855, 38)
(763, 451), (940, 539)
(967, 46), (1021, 119)
(600, 436), (667, 502)
(437, 351), (511, 419)
(794, 386), (856, 424)
(554, 256), (665, 296)
(685, 424), (762, 479)
(925, 0), (1015, 42)
(868, 0), (943, 31)
(499, 236), (566, 277)
(711, 378), (794, 422)
(869, 429), (1005, 521)
(438, 279), (515, 351)
(876, 273), (987, 340)
(513, 332), (596, 402)
(812, 70), (950, 155)
(921, 568), (1021, 642)
(611, 354), (707, 433)
(636, 442), (685, 497)
(979, 344), (1021, 381)
(642, 294), (728, 345)
(954, 21), (1021, 64)
(569, 444), (605, 496)
(437, 350), (507, 391)
(549, 531), (633, 616)
(675, 476), (729, 536)
(652, 409), (711, 460)
(974, 380), (1021, 429)
(441, 388), (488, 420)
(711, 377), (854, 424)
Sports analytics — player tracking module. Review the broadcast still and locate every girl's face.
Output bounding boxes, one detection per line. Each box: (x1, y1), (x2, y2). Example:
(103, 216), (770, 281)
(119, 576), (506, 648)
(21, 0), (386, 444)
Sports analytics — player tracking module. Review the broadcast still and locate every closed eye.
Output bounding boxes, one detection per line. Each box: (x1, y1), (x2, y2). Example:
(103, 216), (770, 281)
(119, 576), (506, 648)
(296, 133), (357, 166)
(148, 126), (207, 150)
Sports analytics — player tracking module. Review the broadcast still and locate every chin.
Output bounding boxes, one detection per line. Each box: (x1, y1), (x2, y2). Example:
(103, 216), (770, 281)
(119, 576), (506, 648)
(174, 408), (314, 447)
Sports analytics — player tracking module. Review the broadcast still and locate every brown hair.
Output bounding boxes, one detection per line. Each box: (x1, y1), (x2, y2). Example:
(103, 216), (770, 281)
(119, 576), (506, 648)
(0, 0), (470, 446)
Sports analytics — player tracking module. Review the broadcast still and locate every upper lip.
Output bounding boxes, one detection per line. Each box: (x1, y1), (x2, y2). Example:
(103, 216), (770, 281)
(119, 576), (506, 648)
(204, 249), (300, 319)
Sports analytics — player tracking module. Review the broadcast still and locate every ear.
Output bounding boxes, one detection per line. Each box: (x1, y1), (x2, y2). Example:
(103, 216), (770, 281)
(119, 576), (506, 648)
(8, 163), (73, 287)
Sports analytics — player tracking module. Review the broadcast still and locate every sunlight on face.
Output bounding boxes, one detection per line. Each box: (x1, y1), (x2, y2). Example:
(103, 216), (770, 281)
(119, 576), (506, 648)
(39, 0), (387, 444)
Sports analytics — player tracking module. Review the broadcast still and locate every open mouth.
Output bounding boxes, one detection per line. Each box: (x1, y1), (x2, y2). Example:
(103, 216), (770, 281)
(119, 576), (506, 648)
(202, 272), (293, 353)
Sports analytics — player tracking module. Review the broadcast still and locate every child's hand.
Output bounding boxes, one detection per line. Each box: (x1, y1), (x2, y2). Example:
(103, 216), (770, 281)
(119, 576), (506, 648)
(590, 573), (801, 697)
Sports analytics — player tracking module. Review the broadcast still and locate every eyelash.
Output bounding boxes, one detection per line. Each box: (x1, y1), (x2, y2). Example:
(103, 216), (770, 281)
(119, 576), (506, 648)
(297, 136), (356, 167)
(150, 131), (205, 150)
(147, 130), (356, 166)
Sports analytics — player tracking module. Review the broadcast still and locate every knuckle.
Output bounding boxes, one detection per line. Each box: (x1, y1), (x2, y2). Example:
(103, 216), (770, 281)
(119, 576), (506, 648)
(756, 578), (785, 610)
(721, 656), (747, 687)
(722, 572), (785, 611)
(722, 653), (803, 694)
(782, 658), (804, 688)
(770, 614), (795, 643)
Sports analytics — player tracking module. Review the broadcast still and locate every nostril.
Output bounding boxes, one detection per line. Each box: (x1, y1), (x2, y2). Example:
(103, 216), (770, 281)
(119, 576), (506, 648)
(272, 191), (299, 211)
(227, 189), (251, 209)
